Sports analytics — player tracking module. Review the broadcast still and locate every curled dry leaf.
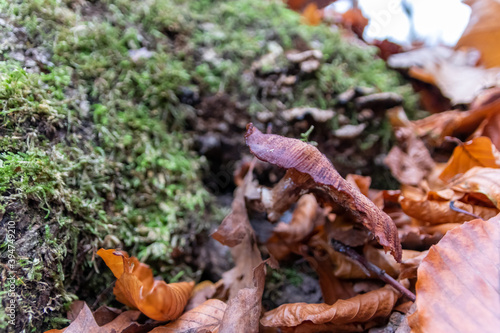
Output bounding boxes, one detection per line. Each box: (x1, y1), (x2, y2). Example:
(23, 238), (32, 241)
(151, 299), (227, 333)
(261, 285), (399, 330)
(245, 123), (402, 262)
(267, 194), (321, 260)
(451, 167), (500, 209)
(97, 249), (194, 321)
(439, 136), (500, 182)
(409, 214), (500, 333)
(399, 183), (499, 225)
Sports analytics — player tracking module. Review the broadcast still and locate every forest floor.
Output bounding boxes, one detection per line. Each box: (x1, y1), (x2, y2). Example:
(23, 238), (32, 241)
(0, 0), (424, 332)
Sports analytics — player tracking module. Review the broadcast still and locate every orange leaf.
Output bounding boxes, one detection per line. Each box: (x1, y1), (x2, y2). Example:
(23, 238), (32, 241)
(399, 185), (498, 225)
(151, 299), (227, 333)
(301, 3), (322, 26)
(245, 123), (402, 261)
(97, 249), (194, 321)
(260, 285), (399, 329)
(409, 214), (500, 332)
(341, 8), (369, 38)
(456, 0), (500, 68)
(439, 137), (500, 182)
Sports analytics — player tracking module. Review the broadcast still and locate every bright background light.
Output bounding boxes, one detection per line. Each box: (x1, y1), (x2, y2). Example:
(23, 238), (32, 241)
(331, 0), (471, 46)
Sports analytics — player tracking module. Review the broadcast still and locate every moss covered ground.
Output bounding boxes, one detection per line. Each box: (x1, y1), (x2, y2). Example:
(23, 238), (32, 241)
(0, 0), (417, 331)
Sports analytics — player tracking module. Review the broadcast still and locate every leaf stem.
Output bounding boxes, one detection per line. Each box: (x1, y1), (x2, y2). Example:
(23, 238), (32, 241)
(331, 239), (416, 302)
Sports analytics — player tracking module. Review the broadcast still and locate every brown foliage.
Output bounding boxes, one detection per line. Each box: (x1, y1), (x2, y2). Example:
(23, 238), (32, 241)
(245, 123), (402, 261)
(151, 299), (227, 333)
(261, 285), (400, 330)
(409, 214), (500, 332)
(97, 249), (194, 321)
(439, 137), (500, 182)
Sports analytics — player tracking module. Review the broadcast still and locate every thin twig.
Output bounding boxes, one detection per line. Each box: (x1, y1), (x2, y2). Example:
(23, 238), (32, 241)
(331, 239), (416, 302)
(449, 201), (483, 220)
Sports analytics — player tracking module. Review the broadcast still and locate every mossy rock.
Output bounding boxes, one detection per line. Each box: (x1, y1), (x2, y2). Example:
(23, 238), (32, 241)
(0, 0), (417, 331)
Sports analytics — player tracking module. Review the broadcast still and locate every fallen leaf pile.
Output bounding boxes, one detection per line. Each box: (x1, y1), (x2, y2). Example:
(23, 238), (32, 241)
(48, 2), (500, 332)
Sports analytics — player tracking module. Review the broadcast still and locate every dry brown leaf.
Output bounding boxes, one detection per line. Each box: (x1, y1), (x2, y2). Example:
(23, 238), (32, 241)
(151, 299), (227, 333)
(261, 285), (399, 330)
(384, 128), (435, 186)
(399, 250), (427, 280)
(471, 109), (500, 149)
(266, 194), (322, 260)
(45, 302), (156, 333)
(451, 167), (500, 209)
(412, 98), (500, 146)
(409, 214), (500, 332)
(245, 123), (402, 261)
(219, 259), (276, 333)
(211, 177), (250, 247)
(399, 187), (498, 225)
(212, 163), (263, 299)
(456, 0), (500, 68)
(439, 137), (500, 182)
(97, 249), (194, 321)
(185, 280), (218, 311)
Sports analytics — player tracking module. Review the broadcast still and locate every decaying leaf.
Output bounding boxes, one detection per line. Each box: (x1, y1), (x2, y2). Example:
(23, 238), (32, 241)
(409, 214), (500, 333)
(45, 302), (155, 333)
(439, 137), (500, 182)
(245, 123), (402, 261)
(151, 299), (227, 333)
(219, 259), (276, 333)
(267, 194), (321, 260)
(261, 285), (399, 331)
(97, 249), (194, 321)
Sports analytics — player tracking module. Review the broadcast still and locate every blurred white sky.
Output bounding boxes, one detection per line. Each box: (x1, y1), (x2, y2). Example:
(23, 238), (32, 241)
(331, 0), (471, 46)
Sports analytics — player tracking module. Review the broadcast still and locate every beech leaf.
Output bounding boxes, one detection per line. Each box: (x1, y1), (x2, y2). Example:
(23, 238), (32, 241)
(245, 123), (402, 261)
(260, 285), (399, 330)
(151, 299), (227, 333)
(97, 249), (194, 321)
(44, 302), (154, 333)
(439, 137), (500, 182)
(219, 259), (276, 333)
(409, 214), (500, 333)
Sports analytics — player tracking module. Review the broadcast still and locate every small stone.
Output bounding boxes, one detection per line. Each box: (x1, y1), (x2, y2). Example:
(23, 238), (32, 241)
(300, 59), (321, 73)
(333, 123), (367, 139)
